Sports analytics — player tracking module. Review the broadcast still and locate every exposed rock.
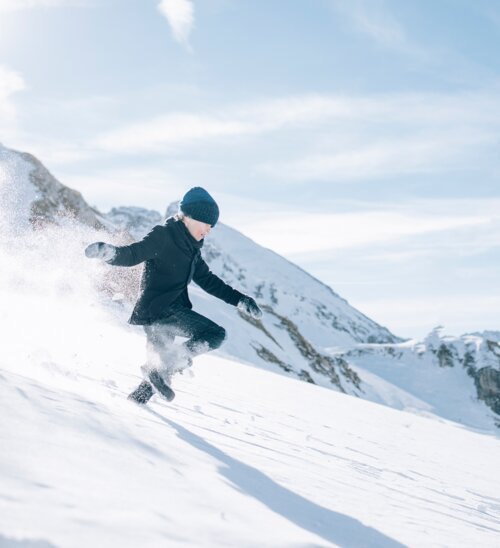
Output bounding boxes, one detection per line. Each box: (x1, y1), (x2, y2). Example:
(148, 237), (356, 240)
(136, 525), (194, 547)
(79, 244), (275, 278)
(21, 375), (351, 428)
(262, 305), (362, 392)
(18, 147), (108, 230)
(436, 343), (455, 368)
(474, 367), (500, 415)
(252, 344), (294, 374)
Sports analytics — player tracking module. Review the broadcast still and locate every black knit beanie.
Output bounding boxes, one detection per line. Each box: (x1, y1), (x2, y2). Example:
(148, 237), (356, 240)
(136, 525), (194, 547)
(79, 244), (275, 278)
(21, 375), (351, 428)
(179, 187), (219, 227)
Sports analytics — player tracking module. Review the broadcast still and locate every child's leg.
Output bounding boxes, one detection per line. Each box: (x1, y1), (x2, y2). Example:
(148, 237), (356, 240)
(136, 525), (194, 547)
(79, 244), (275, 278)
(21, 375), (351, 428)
(160, 306), (226, 359)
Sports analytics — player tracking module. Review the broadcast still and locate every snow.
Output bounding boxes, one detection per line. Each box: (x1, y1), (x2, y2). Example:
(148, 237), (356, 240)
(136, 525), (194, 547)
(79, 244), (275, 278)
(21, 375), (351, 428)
(1, 227), (500, 547)
(1, 143), (500, 546)
(2, 343), (500, 546)
(0, 144), (38, 236)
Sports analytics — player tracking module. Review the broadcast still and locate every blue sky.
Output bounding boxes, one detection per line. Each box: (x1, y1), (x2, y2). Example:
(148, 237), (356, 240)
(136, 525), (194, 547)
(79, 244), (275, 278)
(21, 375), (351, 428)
(1, 0), (500, 338)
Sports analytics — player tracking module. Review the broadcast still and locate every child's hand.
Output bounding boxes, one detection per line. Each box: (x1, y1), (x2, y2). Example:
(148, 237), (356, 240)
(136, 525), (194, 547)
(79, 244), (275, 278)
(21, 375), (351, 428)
(84, 242), (116, 262)
(237, 295), (262, 320)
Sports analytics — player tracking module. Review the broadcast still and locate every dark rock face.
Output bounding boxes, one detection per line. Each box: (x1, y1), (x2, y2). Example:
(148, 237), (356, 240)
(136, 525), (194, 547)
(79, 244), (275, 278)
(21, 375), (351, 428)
(18, 149), (108, 230)
(474, 367), (500, 415)
(436, 344), (455, 368)
(259, 305), (362, 392)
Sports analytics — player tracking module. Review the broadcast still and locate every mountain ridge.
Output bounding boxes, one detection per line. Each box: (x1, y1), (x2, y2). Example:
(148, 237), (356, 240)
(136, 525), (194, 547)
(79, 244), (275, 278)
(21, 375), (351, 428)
(1, 142), (499, 430)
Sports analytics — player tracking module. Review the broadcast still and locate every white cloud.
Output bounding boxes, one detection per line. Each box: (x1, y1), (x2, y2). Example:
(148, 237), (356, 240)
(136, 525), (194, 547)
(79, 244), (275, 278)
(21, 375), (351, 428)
(0, 0), (88, 10)
(354, 294), (500, 339)
(0, 65), (25, 122)
(328, 0), (430, 59)
(92, 90), (500, 190)
(18, 140), (94, 165)
(93, 95), (351, 151)
(158, 0), (194, 49)
(95, 112), (250, 152)
(227, 197), (499, 339)
(61, 167), (184, 211)
(331, 0), (406, 47)
(232, 210), (488, 257)
(259, 129), (495, 182)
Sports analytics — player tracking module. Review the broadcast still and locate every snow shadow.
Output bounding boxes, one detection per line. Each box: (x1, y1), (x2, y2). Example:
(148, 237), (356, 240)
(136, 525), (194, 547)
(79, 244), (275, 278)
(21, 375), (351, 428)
(149, 411), (405, 547)
(0, 535), (58, 548)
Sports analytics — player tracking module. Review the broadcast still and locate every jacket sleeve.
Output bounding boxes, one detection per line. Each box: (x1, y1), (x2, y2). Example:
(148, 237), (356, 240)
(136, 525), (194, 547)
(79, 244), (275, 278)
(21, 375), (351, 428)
(192, 256), (244, 306)
(108, 226), (165, 267)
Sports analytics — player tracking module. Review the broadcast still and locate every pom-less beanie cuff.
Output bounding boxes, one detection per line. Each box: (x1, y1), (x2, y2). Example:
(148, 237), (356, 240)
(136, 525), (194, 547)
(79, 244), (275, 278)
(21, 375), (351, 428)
(180, 187), (219, 226)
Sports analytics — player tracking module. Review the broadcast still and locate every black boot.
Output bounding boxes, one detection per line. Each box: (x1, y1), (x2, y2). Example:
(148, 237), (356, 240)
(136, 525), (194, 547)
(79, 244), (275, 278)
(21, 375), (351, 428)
(128, 380), (154, 404)
(148, 369), (176, 402)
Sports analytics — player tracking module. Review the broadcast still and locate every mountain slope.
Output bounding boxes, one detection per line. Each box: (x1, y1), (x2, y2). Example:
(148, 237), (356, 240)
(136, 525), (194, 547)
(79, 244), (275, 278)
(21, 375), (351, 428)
(1, 337), (500, 547)
(342, 329), (500, 431)
(0, 143), (109, 231)
(0, 142), (399, 396)
(1, 141), (499, 431)
(111, 205), (500, 430)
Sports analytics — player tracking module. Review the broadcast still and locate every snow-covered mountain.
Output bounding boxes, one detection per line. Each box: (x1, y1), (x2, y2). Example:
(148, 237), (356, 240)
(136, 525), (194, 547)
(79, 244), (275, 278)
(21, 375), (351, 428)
(343, 328), (500, 430)
(111, 207), (500, 431)
(2, 142), (500, 547)
(1, 142), (499, 431)
(0, 143), (109, 232)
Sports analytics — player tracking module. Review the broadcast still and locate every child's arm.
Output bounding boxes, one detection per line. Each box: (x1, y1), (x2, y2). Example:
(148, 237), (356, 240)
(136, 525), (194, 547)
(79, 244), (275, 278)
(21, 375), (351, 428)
(85, 226), (165, 267)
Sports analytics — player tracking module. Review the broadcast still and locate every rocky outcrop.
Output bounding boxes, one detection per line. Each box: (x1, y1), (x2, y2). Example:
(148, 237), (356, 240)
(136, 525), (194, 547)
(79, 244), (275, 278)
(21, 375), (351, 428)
(28, 153), (107, 229)
(259, 305), (362, 392)
(0, 143), (109, 231)
(474, 368), (500, 415)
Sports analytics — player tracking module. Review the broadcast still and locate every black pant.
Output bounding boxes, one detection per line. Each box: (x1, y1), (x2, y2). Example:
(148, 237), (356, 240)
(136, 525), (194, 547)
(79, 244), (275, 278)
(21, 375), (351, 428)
(143, 304), (226, 373)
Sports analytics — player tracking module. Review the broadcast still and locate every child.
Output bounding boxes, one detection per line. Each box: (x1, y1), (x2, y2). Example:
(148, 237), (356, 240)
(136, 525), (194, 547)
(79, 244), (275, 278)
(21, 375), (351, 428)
(85, 187), (262, 403)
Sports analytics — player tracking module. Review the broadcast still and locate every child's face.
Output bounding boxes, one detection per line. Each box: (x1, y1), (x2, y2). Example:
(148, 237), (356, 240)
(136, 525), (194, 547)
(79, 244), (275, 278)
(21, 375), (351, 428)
(183, 217), (212, 241)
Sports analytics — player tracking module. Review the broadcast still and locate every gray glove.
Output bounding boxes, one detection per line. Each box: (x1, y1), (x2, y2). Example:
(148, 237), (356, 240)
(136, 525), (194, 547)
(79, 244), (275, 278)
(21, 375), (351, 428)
(237, 295), (262, 320)
(84, 242), (116, 263)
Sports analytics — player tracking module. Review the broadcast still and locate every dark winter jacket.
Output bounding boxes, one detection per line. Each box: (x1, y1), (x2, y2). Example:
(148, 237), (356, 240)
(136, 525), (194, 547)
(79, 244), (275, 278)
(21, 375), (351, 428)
(109, 217), (244, 325)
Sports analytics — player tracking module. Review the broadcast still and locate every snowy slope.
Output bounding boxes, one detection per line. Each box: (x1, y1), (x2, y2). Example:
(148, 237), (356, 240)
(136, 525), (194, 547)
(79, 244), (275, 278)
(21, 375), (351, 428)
(2, 143), (500, 546)
(0, 143), (397, 396)
(107, 205), (500, 430)
(106, 202), (400, 393)
(342, 330), (500, 432)
(1, 327), (500, 547)
(1, 141), (499, 433)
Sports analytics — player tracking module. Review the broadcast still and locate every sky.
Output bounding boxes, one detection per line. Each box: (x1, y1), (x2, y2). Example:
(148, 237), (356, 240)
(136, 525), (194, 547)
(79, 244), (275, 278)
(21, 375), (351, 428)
(0, 0), (500, 339)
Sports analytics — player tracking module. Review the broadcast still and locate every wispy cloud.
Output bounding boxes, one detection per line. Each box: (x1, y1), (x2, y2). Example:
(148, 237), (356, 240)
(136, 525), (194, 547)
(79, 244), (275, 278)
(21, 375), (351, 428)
(62, 167), (183, 211)
(259, 129), (495, 182)
(224, 197), (500, 338)
(0, 0), (88, 10)
(92, 90), (500, 186)
(0, 65), (25, 122)
(92, 94), (347, 151)
(233, 209), (489, 257)
(355, 294), (500, 339)
(158, 0), (194, 50)
(330, 0), (406, 48)
(220, 196), (500, 257)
